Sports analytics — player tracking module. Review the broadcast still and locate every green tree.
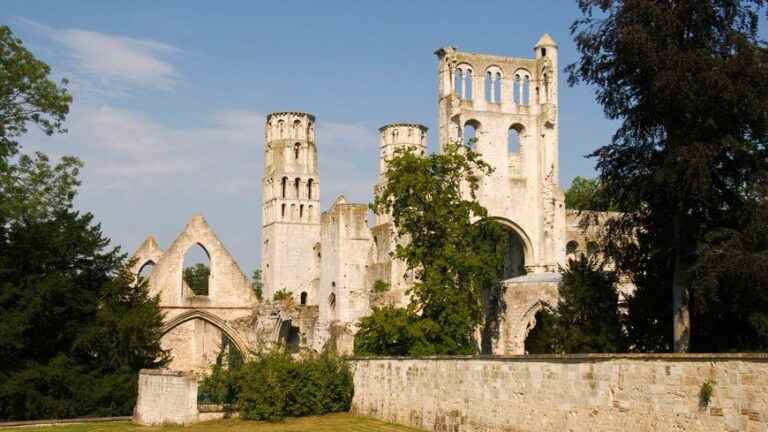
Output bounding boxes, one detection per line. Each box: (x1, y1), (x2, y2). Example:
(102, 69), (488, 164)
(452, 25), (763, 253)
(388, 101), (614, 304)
(354, 306), (441, 356)
(525, 256), (625, 353)
(368, 141), (508, 355)
(0, 25), (167, 420)
(0, 25), (71, 163)
(564, 176), (616, 211)
(689, 197), (768, 351)
(251, 268), (263, 300)
(569, 0), (768, 351)
(183, 263), (210, 295)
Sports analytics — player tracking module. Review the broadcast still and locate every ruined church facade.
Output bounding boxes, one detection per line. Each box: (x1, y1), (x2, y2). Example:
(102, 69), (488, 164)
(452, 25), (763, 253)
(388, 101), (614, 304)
(132, 35), (604, 372)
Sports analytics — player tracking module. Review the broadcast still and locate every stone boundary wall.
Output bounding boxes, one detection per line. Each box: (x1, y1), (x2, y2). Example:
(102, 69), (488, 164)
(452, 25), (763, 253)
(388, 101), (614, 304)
(350, 354), (768, 432)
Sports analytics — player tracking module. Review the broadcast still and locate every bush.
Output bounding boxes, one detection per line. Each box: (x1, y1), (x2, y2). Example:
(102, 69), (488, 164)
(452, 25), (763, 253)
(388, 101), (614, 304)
(198, 349), (353, 422)
(353, 306), (442, 356)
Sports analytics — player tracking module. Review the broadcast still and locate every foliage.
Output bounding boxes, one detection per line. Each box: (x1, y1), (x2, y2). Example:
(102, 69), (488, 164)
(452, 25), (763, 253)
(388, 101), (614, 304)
(368, 141), (508, 355)
(251, 269), (263, 300)
(372, 279), (390, 294)
(0, 26), (168, 419)
(564, 176), (617, 211)
(699, 380), (715, 408)
(0, 25), (71, 163)
(689, 199), (768, 351)
(199, 350), (353, 422)
(0, 209), (168, 420)
(273, 289), (292, 303)
(569, 0), (768, 351)
(183, 263), (210, 296)
(524, 255), (625, 353)
(353, 306), (442, 357)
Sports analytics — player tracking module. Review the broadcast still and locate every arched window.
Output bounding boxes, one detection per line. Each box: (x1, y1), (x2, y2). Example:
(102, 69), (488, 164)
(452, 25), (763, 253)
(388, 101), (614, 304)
(523, 75), (531, 105)
(138, 260), (155, 282)
(294, 143), (300, 159)
(494, 72), (502, 103)
(465, 69), (473, 100)
(299, 204), (304, 220)
(290, 204), (296, 221)
(484, 71), (493, 102)
(508, 124), (523, 153)
(182, 243), (211, 297)
(513, 71), (532, 105)
(328, 292), (336, 310)
(294, 178), (300, 199)
(308, 205), (314, 222)
(281, 177), (288, 198)
(463, 120), (479, 149)
(300, 292), (308, 305)
(281, 203), (286, 219)
(307, 179), (313, 199)
(293, 120), (302, 138)
(277, 120), (285, 138)
(454, 66), (473, 100)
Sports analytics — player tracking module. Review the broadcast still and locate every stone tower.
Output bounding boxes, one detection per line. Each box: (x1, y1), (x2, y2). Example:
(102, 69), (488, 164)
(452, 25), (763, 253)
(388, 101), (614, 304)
(373, 123), (428, 225)
(434, 34), (566, 275)
(261, 112), (321, 303)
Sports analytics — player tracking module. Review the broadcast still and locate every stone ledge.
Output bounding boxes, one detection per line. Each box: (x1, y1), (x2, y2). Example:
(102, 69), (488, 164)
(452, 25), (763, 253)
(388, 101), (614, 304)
(138, 368), (192, 376)
(349, 352), (768, 362)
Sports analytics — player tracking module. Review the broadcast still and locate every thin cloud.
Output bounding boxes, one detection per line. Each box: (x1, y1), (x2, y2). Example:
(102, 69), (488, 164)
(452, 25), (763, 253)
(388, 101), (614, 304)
(14, 17), (181, 92)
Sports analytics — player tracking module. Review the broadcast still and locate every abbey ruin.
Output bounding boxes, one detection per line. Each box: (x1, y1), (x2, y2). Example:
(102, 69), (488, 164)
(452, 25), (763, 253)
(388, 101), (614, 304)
(131, 35), (608, 372)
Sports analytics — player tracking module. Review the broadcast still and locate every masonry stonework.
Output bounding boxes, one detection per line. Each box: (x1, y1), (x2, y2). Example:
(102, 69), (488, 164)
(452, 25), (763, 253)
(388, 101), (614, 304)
(132, 35), (612, 370)
(350, 355), (768, 432)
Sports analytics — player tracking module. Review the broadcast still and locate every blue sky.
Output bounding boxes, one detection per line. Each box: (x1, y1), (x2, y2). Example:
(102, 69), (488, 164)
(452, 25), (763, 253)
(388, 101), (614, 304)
(3, 1), (616, 274)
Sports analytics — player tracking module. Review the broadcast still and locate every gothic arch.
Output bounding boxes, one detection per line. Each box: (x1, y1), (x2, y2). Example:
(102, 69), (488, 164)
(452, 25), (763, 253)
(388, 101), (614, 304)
(518, 299), (554, 351)
(162, 310), (249, 360)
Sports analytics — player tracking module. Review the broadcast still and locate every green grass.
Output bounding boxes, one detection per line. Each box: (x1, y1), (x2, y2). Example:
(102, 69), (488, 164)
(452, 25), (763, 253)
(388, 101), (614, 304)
(0, 413), (421, 432)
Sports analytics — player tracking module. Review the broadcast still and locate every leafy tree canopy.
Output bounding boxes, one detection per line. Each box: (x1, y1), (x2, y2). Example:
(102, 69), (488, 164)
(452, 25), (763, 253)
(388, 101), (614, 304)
(569, 0), (768, 351)
(0, 25), (71, 162)
(525, 255), (625, 354)
(366, 141), (508, 355)
(564, 176), (617, 211)
(183, 263), (210, 296)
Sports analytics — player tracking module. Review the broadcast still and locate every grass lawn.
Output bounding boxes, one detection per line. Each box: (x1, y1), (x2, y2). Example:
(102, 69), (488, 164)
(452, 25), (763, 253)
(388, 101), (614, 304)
(0, 413), (421, 432)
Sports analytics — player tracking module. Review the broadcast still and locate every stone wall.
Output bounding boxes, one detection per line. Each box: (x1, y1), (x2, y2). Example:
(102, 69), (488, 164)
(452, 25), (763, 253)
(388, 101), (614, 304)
(133, 369), (199, 426)
(133, 369), (235, 426)
(350, 354), (768, 432)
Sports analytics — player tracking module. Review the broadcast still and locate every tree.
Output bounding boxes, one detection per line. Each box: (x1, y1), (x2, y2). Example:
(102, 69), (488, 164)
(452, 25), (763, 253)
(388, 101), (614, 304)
(524, 255), (625, 353)
(689, 197), (768, 351)
(569, 0), (768, 351)
(367, 141), (508, 355)
(251, 268), (263, 300)
(0, 25), (167, 420)
(183, 263), (210, 295)
(353, 306), (441, 356)
(0, 25), (71, 163)
(564, 176), (616, 211)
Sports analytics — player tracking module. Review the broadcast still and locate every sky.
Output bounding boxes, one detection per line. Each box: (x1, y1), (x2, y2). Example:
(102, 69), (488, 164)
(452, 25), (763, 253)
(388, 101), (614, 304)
(2, 1), (617, 275)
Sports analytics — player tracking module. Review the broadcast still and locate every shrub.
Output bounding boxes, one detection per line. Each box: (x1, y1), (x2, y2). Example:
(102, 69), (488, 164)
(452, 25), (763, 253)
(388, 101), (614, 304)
(353, 306), (442, 356)
(199, 349), (353, 422)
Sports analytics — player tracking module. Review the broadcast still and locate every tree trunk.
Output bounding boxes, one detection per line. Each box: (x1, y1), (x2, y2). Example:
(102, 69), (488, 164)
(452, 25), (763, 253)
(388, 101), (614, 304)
(672, 213), (690, 352)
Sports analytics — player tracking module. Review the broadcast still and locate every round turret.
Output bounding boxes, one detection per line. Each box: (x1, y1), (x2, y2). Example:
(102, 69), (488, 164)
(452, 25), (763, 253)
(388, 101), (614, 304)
(377, 123), (428, 175)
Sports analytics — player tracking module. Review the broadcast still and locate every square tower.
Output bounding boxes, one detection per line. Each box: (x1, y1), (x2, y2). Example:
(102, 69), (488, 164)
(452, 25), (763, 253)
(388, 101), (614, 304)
(434, 35), (565, 273)
(261, 112), (321, 303)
